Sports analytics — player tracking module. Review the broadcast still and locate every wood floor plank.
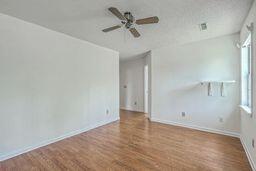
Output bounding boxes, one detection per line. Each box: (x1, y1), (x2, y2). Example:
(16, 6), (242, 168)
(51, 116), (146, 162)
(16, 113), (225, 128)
(0, 110), (252, 171)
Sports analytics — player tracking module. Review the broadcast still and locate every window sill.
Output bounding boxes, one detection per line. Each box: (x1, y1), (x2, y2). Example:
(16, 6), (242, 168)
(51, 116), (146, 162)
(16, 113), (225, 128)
(239, 105), (252, 115)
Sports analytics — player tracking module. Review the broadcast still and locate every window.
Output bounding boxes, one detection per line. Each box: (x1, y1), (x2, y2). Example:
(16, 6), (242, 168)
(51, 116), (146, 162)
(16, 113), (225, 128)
(241, 34), (252, 109)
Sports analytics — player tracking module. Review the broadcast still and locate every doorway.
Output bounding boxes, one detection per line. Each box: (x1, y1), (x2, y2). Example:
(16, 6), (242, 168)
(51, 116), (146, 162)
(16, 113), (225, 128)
(144, 65), (149, 115)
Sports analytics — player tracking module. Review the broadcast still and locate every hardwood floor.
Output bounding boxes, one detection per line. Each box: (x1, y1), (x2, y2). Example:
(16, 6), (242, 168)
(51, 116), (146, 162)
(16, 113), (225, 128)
(0, 110), (251, 171)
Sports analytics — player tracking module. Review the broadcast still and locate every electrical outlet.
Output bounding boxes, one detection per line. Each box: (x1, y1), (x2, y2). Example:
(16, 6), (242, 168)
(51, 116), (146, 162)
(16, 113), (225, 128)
(134, 102), (137, 105)
(106, 109), (109, 115)
(219, 117), (224, 123)
(252, 139), (255, 148)
(182, 112), (186, 117)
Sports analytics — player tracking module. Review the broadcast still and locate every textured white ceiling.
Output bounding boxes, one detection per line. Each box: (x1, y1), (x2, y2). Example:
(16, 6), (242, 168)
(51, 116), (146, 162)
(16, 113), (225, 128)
(0, 0), (253, 59)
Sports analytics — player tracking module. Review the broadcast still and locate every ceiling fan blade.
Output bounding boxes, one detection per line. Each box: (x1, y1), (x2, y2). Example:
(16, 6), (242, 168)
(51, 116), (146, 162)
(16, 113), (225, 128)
(102, 25), (122, 32)
(129, 28), (140, 38)
(108, 7), (126, 21)
(136, 16), (159, 25)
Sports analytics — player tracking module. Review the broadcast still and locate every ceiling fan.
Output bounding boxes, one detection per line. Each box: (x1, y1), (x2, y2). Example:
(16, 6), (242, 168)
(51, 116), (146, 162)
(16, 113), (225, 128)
(102, 7), (159, 38)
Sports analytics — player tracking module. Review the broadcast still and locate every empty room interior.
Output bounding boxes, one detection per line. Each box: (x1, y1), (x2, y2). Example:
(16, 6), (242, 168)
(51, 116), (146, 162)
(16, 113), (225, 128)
(0, 0), (256, 170)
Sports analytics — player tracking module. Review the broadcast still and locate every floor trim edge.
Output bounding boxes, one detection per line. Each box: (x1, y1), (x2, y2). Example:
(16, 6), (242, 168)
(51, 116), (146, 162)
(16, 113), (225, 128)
(0, 117), (120, 162)
(240, 137), (256, 171)
(151, 118), (240, 138)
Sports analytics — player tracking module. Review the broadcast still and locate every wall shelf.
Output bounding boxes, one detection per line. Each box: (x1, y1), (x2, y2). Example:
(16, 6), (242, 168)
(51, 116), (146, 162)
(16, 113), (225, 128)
(200, 80), (236, 96)
(200, 80), (236, 85)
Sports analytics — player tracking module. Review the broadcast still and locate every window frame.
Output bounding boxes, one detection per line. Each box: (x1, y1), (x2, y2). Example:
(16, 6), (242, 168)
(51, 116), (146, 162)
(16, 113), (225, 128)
(241, 34), (252, 111)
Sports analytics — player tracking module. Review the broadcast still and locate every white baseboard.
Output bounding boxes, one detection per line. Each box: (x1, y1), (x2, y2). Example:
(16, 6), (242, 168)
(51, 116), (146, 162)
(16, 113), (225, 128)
(0, 117), (119, 162)
(2, 116), (254, 170)
(151, 118), (240, 138)
(240, 137), (256, 171)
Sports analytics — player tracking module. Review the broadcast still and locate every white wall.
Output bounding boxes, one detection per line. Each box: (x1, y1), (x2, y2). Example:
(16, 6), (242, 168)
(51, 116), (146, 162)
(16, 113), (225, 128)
(240, 1), (256, 169)
(120, 57), (145, 112)
(0, 13), (119, 161)
(150, 34), (241, 136)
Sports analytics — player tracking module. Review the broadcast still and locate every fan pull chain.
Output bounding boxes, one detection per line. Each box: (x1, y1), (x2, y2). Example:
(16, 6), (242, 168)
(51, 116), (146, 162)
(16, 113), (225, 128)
(123, 26), (127, 43)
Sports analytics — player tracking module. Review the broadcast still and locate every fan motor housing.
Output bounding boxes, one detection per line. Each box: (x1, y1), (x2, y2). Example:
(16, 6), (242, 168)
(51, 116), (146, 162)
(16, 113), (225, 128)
(124, 12), (134, 29)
